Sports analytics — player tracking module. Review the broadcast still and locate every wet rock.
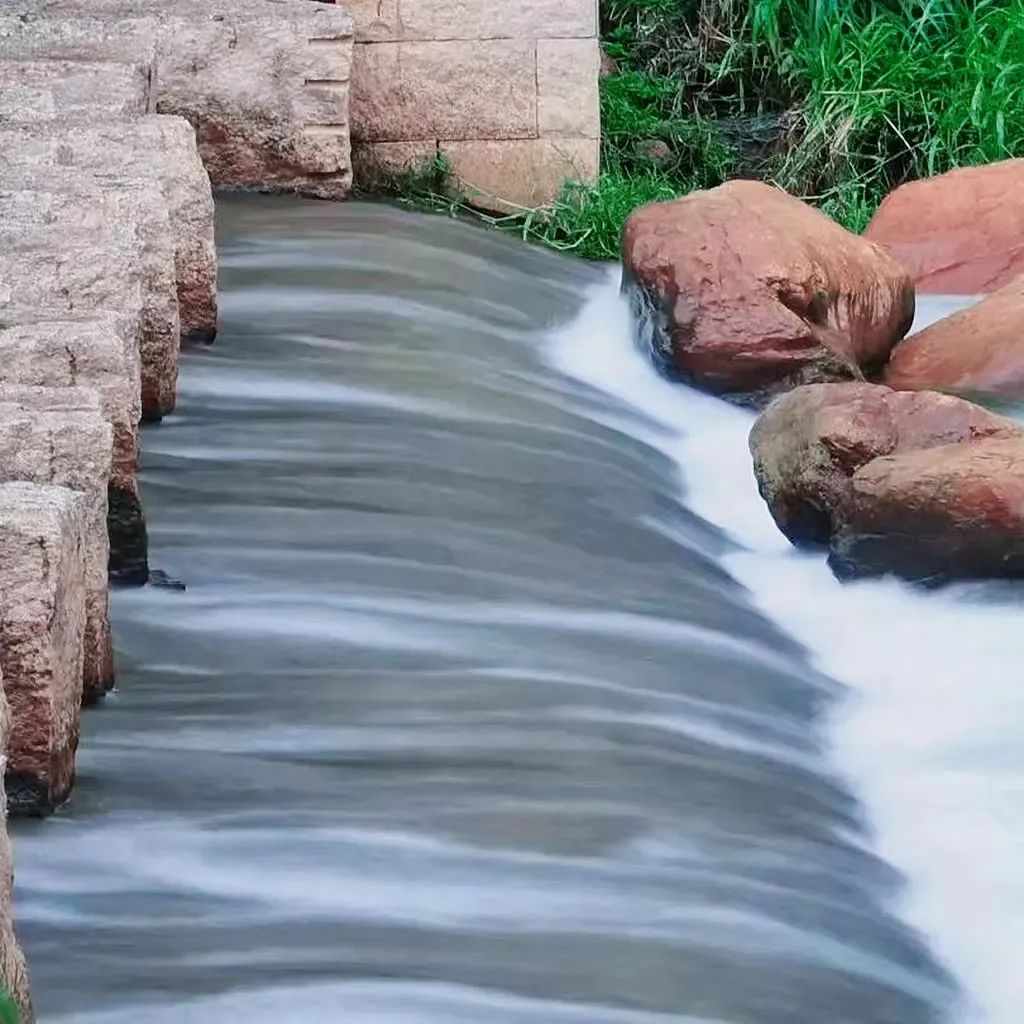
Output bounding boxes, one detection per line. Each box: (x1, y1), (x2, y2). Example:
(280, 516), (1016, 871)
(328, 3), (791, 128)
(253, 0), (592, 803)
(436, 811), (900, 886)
(832, 437), (1024, 583)
(886, 276), (1024, 398)
(12, 0), (354, 198)
(865, 159), (1024, 294)
(0, 389), (114, 703)
(750, 382), (1021, 549)
(0, 315), (146, 583)
(0, 117), (217, 343)
(623, 180), (915, 406)
(0, 56), (154, 122)
(0, 182), (180, 418)
(634, 138), (672, 168)
(0, 676), (31, 1021)
(0, 482), (89, 815)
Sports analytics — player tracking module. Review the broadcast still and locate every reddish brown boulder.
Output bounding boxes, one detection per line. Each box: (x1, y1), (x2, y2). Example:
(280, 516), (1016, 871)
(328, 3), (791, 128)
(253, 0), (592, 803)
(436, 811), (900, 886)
(751, 382), (1021, 548)
(623, 181), (915, 405)
(865, 160), (1024, 294)
(832, 438), (1024, 582)
(886, 276), (1024, 397)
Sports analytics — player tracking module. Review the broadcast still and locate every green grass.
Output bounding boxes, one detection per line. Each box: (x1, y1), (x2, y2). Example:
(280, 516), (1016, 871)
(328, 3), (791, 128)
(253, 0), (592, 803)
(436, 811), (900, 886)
(380, 0), (1024, 260)
(0, 986), (19, 1024)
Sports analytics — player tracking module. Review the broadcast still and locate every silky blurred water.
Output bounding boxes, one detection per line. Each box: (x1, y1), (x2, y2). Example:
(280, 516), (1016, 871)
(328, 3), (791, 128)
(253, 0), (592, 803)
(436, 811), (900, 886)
(14, 198), (959, 1023)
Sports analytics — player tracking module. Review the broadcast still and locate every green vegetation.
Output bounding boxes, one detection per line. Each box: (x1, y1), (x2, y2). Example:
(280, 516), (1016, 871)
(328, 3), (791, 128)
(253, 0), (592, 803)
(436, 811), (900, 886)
(385, 0), (1024, 260)
(0, 986), (19, 1024)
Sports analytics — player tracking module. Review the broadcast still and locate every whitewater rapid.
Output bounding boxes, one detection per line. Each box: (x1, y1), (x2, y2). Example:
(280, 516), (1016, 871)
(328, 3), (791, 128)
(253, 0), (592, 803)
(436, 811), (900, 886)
(548, 273), (1020, 1024)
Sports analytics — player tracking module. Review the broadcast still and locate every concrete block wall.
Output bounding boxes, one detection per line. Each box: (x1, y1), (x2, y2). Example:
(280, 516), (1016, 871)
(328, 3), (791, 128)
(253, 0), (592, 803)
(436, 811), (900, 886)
(345, 0), (601, 211)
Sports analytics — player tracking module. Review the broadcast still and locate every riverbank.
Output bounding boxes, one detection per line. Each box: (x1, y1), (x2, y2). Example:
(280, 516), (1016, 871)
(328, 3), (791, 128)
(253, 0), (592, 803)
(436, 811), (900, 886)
(383, 0), (1024, 260)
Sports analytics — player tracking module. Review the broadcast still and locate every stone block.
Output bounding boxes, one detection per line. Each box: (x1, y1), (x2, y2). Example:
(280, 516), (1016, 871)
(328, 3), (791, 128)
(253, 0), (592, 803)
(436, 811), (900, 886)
(442, 136), (600, 212)
(395, 0), (597, 41)
(0, 315), (145, 584)
(0, 57), (154, 122)
(0, 677), (30, 1020)
(0, 221), (174, 421)
(17, 1), (354, 197)
(0, 481), (89, 815)
(345, 0), (400, 40)
(352, 140), (438, 187)
(537, 38), (600, 137)
(352, 39), (536, 142)
(0, 391), (113, 705)
(0, 117), (216, 344)
(0, 182), (179, 420)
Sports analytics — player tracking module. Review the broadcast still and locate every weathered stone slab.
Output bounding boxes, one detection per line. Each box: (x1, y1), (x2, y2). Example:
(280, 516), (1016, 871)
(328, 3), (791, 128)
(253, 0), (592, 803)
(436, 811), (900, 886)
(352, 140), (439, 185)
(0, 183), (179, 419)
(0, 57), (154, 122)
(18, 1), (354, 197)
(345, 0), (596, 40)
(0, 481), (89, 815)
(0, 678), (31, 1020)
(352, 39), (536, 142)
(537, 38), (600, 137)
(0, 117), (217, 342)
(442, 137), (600, 211)
(0, 315), (145, 583)
(0, 390), (113, 704)
(0, 223), (173, 420)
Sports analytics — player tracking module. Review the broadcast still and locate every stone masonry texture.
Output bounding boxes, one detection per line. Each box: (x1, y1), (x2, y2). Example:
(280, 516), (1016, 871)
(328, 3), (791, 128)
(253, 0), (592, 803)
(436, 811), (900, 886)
(345, 0), (601, 211)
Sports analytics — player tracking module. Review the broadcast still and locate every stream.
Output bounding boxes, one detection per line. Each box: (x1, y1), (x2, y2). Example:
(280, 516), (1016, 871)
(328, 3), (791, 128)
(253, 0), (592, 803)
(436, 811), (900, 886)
(13, 196), (1015, 1023)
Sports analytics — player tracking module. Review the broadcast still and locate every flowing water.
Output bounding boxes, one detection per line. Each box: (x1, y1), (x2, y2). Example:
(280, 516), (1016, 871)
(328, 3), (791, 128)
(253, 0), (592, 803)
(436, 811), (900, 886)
(11, 197), (1015, 1023)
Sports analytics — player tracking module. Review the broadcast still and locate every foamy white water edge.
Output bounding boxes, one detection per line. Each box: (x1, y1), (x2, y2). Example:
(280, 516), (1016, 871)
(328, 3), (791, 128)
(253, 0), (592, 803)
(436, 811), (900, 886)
(548, 271), (1021, 1024)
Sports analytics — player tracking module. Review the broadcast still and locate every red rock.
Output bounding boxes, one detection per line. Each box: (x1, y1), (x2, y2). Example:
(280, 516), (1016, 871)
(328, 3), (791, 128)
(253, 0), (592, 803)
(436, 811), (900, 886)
(750, 382), (1021, 548)
(832, 437), (1024, 582)
(886, 276), (1024, 397)
(623, 180), (914, 405)
(865, 160), (1024, 294)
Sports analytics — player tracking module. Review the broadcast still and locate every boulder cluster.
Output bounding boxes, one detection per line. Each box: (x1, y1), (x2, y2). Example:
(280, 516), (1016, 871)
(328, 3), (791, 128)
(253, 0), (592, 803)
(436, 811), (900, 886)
(623, 169), (1024, 586)
(0, 1), (355, 1017)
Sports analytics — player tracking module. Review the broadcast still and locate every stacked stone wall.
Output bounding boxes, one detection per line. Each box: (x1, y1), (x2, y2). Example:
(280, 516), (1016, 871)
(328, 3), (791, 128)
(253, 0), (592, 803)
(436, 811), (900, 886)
(345, 0), (600, 210)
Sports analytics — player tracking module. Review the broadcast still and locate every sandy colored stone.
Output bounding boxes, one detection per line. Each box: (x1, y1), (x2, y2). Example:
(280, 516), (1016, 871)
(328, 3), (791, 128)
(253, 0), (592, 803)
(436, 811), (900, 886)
(622, 180), (916, 405)
(0, 117), (217, 342)
(832, 437), (1024, 583)
(0, 10), (158, 68)
(0, 481), (89, 815)
(865, 160), (1024, 294)
(750, 381), (1022, 549)
(0, 315), (145, 583)
(0, 182), (179, 419)
(537, 38), (600, 137)
(0, 57), (153, 122)
(344, 0), (400, 40)
(0, 674), (31, 1021)
(886, 276), (1024, 398)
(0, 390), (113, 704)
(352, 39), (535, 142)
(352, 140), (438, 187)
(442, 136), (600, 212)
(0, 222), (174, 420)
(21, 0), (354, 197)
(376, 0), (596, 40)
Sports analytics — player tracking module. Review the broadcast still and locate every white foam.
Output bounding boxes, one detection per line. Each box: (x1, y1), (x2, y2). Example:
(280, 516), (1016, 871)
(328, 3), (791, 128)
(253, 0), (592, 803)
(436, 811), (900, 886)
(547, 271), (1023, 1024)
